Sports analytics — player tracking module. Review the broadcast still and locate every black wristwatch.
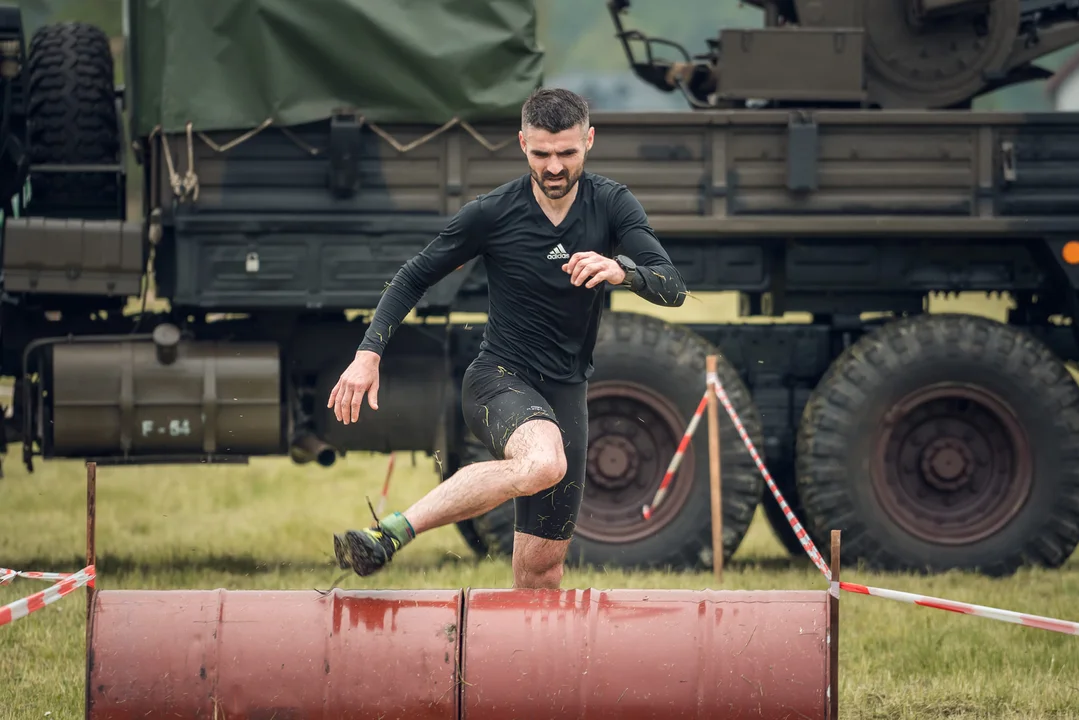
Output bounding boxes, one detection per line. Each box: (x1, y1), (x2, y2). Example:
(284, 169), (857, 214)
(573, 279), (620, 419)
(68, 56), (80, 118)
(615, 254), (639, 290)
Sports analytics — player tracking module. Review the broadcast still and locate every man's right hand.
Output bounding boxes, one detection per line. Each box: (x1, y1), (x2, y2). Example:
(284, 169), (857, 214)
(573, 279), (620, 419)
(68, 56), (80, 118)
(328, 350), (381, 424)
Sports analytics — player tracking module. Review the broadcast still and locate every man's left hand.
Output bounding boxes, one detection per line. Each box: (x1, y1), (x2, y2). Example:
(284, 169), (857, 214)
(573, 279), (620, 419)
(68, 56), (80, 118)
(563, 251), (625, 288)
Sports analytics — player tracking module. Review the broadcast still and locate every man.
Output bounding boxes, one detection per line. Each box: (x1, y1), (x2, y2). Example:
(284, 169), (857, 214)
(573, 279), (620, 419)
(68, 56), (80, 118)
(327, 87), (687, 589)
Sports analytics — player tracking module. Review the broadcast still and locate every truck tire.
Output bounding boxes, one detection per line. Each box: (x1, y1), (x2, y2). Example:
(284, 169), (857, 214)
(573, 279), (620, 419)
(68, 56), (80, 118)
(473, 311), (765, 570)
(796, 313), (1079, 576)
(26, 22), (120, 212)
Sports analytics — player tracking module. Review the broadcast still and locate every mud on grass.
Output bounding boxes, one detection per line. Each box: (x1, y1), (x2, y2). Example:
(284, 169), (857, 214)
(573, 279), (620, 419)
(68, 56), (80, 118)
(2, 454), (1078, 719)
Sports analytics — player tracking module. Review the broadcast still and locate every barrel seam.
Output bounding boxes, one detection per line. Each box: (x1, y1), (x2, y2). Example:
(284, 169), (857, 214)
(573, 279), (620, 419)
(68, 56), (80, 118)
(456, 587), (466, 720)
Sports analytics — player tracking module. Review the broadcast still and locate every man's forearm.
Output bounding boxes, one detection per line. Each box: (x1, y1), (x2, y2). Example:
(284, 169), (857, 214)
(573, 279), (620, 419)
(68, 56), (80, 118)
(609, 186), (688, 308)
(357, 198), (486, 356)
(357, 264), (431, 355)
(629, 260), (687, 307)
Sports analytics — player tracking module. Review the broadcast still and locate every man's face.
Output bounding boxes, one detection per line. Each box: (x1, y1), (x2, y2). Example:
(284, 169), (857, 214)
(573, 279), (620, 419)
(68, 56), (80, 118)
(519, 123), (594, 200)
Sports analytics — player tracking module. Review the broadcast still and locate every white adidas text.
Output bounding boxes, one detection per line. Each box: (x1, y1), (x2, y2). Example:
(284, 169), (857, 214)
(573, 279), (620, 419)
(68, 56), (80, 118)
(547, 243), (570, 261)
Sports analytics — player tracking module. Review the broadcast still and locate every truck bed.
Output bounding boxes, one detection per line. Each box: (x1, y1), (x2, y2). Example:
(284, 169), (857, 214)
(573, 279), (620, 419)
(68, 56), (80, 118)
(148, 109), (1079, 311)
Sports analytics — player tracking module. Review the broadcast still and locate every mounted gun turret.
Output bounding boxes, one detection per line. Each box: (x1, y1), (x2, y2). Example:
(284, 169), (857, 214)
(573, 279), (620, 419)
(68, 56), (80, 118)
(608, 0), (1079, 109)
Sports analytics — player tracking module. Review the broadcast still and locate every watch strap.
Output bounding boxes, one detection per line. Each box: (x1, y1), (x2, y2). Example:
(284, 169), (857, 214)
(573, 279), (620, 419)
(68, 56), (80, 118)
(615, 255), (638, 290)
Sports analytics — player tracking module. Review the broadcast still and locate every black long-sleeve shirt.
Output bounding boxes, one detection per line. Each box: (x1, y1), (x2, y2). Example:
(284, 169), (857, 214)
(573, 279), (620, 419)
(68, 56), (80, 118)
(358, 172), (687, 383)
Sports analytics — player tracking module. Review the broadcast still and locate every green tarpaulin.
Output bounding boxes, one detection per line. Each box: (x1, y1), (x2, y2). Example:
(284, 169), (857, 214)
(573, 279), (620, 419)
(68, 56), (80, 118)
(127, 0), (544, 136)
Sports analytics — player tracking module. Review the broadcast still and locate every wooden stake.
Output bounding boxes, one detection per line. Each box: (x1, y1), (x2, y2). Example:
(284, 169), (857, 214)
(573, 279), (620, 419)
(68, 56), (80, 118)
(706, 355), (723, 583)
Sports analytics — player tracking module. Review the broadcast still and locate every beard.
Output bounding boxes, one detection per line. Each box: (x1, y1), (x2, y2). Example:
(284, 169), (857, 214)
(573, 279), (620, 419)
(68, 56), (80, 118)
(531, 164), (583, 200)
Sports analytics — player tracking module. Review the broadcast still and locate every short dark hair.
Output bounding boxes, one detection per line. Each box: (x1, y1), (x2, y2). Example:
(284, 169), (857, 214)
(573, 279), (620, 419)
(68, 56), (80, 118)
(521, 88), (590, 134)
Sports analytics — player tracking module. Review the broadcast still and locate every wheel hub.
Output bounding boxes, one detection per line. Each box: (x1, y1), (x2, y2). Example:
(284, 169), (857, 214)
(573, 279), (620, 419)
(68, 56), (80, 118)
(871, 383), (1033, 546)
(919, 437), (974, 491)
(578, 380), (695, 543)
(587, 435), (640, 490)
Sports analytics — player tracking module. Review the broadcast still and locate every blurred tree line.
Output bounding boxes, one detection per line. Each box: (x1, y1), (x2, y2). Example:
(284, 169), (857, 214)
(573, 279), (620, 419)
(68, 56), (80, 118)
(11, 0), (1076, 111)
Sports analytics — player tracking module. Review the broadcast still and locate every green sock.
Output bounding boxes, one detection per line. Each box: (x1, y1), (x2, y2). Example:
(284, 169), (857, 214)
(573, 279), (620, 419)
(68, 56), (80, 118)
(380, 512), (416, 548)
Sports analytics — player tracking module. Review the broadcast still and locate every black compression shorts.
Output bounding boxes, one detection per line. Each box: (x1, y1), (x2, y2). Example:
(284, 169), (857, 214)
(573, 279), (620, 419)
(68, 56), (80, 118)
(460, 352), (587, 541)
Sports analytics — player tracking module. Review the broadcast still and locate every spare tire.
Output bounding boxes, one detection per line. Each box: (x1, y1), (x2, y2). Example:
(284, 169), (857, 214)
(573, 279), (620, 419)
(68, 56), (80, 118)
(473, 311), (765, 570)
(26, 21), (120, 214)
(796, 313), (1079, 576)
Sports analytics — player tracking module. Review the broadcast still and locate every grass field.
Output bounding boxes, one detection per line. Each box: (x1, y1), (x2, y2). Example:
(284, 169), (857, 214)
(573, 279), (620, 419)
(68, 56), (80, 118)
(1, 450), (1077, 719)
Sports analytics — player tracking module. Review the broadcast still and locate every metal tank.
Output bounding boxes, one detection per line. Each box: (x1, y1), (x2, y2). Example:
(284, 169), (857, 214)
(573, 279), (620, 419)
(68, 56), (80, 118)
(45, 325), (282, 458)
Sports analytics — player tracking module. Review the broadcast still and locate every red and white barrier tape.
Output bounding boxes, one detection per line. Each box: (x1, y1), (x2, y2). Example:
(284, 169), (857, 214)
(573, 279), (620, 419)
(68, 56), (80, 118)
(0, 568), (76, 585)
(706, 370), (833, 579)
(705, 371), (1079, 637)
(642, 389), (710, 520)
(837, 580), (1079, 635)
(0, 564), (95, 628)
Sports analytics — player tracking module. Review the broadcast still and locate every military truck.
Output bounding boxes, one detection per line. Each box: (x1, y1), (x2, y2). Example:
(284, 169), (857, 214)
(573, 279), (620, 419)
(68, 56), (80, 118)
(2, 0), (1079, 578)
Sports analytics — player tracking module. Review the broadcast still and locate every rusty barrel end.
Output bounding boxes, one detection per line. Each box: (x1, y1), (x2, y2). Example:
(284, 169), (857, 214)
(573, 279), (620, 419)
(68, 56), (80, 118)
(87, 588), (462, 720)
(462, 588), (832, 720)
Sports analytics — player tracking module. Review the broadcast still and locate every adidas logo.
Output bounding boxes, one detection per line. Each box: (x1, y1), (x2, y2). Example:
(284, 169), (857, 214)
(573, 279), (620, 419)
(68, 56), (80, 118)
(547, 243), (570, 260)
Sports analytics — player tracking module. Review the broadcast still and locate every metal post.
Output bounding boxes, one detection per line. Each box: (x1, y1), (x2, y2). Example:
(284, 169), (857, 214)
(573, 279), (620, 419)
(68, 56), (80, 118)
(85, 460), (97, 714)
(85, 461), (97, 623)
(829, 529), (841, 720)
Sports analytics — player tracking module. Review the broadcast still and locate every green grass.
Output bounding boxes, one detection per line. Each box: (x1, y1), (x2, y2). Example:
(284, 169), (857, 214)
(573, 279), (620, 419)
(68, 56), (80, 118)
(1, 452), (1078, 719)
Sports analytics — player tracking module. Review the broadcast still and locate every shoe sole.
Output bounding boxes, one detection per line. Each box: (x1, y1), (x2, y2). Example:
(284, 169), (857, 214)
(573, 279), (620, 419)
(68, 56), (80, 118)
(333, 533), (351, 570)
(333, 530), (387, 577)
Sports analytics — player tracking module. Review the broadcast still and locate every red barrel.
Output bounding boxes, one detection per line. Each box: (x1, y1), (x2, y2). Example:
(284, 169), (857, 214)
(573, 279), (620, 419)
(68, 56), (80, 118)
(462, 588), (833, 719)
(86, 587), (835, 720)
(86, 588), (463, 720)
